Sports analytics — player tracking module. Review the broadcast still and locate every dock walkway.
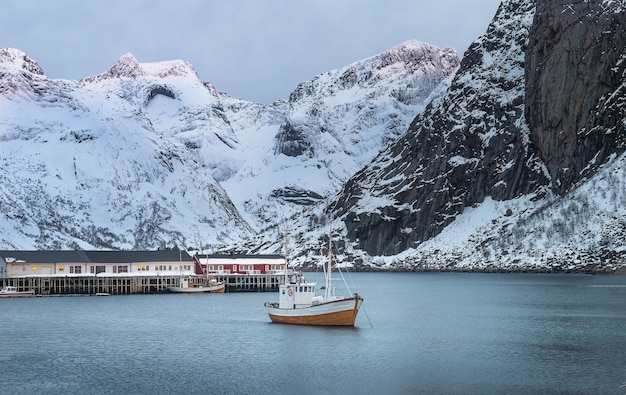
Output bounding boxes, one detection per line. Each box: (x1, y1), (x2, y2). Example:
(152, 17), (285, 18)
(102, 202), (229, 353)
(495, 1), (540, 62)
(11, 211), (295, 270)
(0, 273), (284, 295)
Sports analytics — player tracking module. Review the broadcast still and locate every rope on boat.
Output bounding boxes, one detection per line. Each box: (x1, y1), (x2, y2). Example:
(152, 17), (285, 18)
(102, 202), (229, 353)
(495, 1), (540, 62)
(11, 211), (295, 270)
(362, 304), (373, 328)
(340, 266), (373, 328)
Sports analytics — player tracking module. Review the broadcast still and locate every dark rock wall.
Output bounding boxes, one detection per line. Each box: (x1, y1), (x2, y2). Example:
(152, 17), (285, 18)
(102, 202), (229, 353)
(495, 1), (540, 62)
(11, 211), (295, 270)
(336, 0), (626, 257)
(525, 0), (626, 194)
(334, 0), (542, 256)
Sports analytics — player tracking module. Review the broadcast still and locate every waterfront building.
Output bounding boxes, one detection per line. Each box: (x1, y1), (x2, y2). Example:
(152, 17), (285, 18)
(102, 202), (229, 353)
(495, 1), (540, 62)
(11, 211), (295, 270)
(0, 250), (290, 294)
(0, 250), (197, 278)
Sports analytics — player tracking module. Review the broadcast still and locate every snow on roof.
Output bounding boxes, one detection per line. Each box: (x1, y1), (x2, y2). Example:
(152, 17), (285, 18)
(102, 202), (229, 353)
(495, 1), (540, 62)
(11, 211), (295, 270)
(0, 250), (194, 264)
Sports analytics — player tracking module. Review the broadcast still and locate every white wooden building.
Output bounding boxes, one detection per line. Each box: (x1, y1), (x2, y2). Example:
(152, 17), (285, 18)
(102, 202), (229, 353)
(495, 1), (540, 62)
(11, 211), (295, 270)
(0, 250), (198, 278)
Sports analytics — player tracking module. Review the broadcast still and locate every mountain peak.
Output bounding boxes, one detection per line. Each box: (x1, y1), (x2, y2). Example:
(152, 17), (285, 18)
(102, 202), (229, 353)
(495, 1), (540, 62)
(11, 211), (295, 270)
(373, 40), (458, 71)
(112, 53), (143, 77)
(0, 48), (44, 75)
(85, 53), (200, 82)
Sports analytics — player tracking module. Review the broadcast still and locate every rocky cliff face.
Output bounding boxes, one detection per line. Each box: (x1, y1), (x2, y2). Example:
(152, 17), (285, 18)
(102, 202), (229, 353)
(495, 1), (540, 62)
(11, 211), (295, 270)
(525, 0), (626, 194)
(332, 0), (626, 260)
(333, 0), (544, 256)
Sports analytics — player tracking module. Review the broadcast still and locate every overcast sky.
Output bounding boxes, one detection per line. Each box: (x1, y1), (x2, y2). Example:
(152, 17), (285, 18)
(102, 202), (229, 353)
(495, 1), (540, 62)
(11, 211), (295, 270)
(1, 0), (502, 104)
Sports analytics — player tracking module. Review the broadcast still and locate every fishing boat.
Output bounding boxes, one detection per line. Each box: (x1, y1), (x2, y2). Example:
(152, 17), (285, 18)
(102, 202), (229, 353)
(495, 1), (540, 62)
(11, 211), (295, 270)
(0, 286), (35, 297)
(264, 228), (363, 326)
(168, 252), (226, 293)
(168, 277), (225, 293)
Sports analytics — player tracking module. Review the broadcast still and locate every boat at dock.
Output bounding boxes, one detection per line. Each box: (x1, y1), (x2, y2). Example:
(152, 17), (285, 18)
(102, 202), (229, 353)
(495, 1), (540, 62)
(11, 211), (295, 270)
(0, 286), (35, 297)
(264, 227), (363, 326)
(168, 277), (225, 293)
(168, 253), (226, 293)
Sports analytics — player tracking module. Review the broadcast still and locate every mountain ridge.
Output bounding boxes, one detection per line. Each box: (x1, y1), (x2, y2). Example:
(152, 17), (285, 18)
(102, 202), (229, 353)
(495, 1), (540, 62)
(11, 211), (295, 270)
(2, 0), (625, 275)
(0, 40), (457, 252)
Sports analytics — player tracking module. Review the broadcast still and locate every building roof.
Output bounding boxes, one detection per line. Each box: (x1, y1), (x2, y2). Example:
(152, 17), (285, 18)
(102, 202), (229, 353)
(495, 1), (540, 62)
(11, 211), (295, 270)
(0, 250), (194, 264)
(198, 254), (284, 260)
(85, 250), (193, 263)
(0, 250), (90, 263)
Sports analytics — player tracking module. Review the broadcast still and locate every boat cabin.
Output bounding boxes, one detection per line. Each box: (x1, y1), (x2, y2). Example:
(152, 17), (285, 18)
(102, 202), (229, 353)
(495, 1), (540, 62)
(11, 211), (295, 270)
(278, 276), (322, 309)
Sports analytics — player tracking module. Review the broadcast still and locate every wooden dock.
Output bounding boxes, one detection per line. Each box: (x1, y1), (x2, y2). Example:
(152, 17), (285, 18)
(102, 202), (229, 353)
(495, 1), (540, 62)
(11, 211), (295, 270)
(0, 273), (285, 295)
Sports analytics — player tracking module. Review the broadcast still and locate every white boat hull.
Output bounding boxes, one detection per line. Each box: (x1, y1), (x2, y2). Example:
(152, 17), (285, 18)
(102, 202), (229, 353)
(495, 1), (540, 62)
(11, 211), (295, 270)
(0, 287), (35, 298)
(168, 282), (225, 293)
(266, 296), (363, 326)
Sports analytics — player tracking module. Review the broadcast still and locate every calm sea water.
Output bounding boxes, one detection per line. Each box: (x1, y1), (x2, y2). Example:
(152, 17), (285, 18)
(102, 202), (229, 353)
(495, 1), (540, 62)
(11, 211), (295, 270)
(1, 272), (625, 395)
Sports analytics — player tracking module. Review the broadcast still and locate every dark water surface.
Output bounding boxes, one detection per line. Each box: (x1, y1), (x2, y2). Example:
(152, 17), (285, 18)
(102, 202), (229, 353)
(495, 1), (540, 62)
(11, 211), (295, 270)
(1, 273), (625, 394)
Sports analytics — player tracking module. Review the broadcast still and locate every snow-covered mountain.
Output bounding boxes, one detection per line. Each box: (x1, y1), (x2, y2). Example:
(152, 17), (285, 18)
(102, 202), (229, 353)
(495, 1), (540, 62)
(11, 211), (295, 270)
(0, 49), (251, 249)
(302, 0), (626, 274)
(3, 0), (624, 276)
(0, 41), (458, 250)
(218, 40), (459, 231)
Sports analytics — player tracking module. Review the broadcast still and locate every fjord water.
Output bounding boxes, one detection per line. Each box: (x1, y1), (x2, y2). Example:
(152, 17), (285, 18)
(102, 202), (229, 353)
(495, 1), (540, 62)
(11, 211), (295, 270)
(1, 273), (625, 394)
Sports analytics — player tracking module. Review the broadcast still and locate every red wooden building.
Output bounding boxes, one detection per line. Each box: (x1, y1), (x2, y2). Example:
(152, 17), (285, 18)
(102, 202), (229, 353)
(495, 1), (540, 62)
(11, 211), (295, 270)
(196, 254), (287, 275)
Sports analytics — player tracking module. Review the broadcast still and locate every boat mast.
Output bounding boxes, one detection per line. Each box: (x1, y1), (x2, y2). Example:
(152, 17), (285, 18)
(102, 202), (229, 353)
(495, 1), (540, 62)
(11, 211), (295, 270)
(284, 229), (289, 285)
(325, 222), (332, 300)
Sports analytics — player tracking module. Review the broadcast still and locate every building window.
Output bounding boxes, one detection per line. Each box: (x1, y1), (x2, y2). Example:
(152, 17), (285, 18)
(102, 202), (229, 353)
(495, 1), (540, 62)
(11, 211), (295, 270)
(70, 266), (81, 274)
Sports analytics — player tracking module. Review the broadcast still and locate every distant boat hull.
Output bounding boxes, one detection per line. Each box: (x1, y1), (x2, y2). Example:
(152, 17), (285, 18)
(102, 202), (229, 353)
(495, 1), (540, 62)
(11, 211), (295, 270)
(168, 281), (225, 294)
(0, 286), (35, 298)
(266, 295), (363, 326)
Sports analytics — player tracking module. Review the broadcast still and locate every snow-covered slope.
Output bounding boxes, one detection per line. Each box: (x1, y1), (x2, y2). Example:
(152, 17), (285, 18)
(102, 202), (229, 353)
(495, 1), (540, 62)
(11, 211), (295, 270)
(0, 49), (250, 249)
(365, 151), (626, 275)
(217, 40), (459, 231)
(0, 41), (458, 250)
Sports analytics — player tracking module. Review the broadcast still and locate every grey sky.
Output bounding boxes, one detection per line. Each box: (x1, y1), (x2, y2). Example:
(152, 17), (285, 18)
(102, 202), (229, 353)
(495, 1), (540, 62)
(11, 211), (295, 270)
(1, 0), (502, 104)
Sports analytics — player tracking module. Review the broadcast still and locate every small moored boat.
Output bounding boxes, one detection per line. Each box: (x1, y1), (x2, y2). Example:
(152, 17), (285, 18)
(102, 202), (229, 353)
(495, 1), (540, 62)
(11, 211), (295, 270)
(168, 277), (225, 293)
(0, 286), (36, 297)
(168, 253), (226, 294)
